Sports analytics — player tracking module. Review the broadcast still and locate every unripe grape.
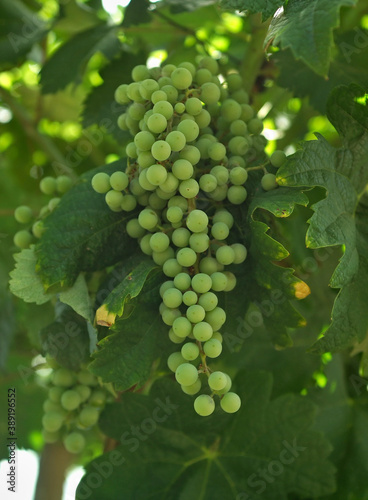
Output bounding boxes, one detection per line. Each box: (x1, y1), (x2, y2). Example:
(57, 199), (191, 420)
(13, 230), (32, 249)
(61, 390), (81, 411)
(175, 363), (198, 386)
(200, 82), (221, 104)
(163, 288), (183, 308)
(14, 205), (33, 224)
(163, 258), (183, 277)
(261, 173), (278, 191)
(194, 394), (215, 416)
(181, 379), (201, 395)
(166, 131), (186, 152)
(186, 209), (208, 233)
(183, 290), (198, 306)
(42, 411), (65, 433)
(151, 140), (171, 161)
(186, 304), (206, 323)
(40, 176), (57, 195)
(177, 247), (197, 267)
(167, 352), (186, 372)
(171, 68), (193, 89)
(177, 120), (199, 142)
(172, 159), (193, 180)
(173, 272), (191, 291)
(208, 371), (228, 391)
(179, 179), (199, 199)
(193, 321), (213, 342)
(181, 342), (200, 361)
(92, 173), (110, 194)
(220, 392), (241, 413)
(227, 185), (247, 204)
(270, 150), (287, 168)
(63, 432), (86, 454)
(203, 338), (222, 357)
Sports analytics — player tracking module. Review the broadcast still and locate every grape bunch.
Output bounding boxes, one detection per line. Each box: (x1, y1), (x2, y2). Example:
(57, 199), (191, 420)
(41, 361), (110, 454)
(13, 175), (73, 249)
(91, 56), (287, 416)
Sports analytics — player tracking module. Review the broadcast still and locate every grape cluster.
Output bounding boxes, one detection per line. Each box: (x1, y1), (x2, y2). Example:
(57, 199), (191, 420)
(13, 175), (73, 249)
(41, 361), (109, 453)
(91, 57), (286, 416)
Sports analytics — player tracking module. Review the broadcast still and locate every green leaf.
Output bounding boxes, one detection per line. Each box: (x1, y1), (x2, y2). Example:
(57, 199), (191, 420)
(82, 50), (146, 142)
(220, 0), (285, 20)
(96, 255), (159, 326)
(234, 180), (309, 347)
(36, 160), (139, 291)
(276, 85), (368, 352)
(275, 30), (368, 112)
(40, 24), (121, 94)
(59, 272), (94, 323)
(163, 0), (217, 14)
(265, 0), (357, 77)
(9, 246), (53, 305)
(40, 304), (91, 370)
(90, 273), (165, 391)
(0, 0), (47, 67)
(77, 371), (336, 500)
(122, 0), (151, 27)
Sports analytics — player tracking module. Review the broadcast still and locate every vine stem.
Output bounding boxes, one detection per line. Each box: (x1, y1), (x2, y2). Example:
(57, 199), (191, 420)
(34, 444), (74, 500)
(239, 14), (270, 95)
(0, 86), (78, 180)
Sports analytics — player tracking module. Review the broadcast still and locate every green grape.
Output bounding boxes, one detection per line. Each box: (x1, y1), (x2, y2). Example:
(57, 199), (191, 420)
(114, 84), (130, 104)
(149, 192), (167, 210)
(138, 150), (155, 169)
(177, 119), (200, 142)
(174, 102), (185, 114)
(40, 176), (57, 195)
(181, 342), (200, 361)
(172, 159), (194, 180)
(160, 85), (178, 104)
(195, 68), (212, 85)
(153, 101), (174, 120)
(220, 392), (241, 413)
(127, 219), (146, 239)
(199, 173), (218, 193)
(48, 197), (60, 212)
(227, 185), (247, 204)
(173, 272), (191, 291)
(200, 82), (221, 105)
(198, 292), (218, 311)
(132, 64), (150, 82)
(221, 99), (241, 122)
(149, 232), (170, 252)
(63, 432), (86, 454)
(189, 232), (209, 253)
(211, 165), (229, 186)
(212, 331), (223, 343)
(172, 316), (192, 338)
(42, 411), (65, 433)
(172, 228), (191, 248)
(199, 256), (219, 275)
(175, 363), (198, 386)
(203, 338), (222, 358)
(208, 142), (226, 161)
(134, 130), (156, 151)
(42, 430), (60, 444)
(166, 131), (186, 152)
(185, 97), (202, 116)
(179, 61), (196, 76)
(186, 209), (208, 233)
(147, 113), (167, 134)
(228, 136), (249, 155)
(229, 166), (248, 186)
(61, 390), (81, 411)
(224, 271), (236, 292)
(146, 164), (168, 186)
(167, 206), (183, 223)
(128, 102), (146, 121)
(261, 173), (278, 191)
(228, 155), (245, 168)
(138, 209), (159, 230)
(92, 173), (111, 194)
(159, 173), (179, 194)
(231, 243), (247, 264)
(78, 406), (100, 427)
(48, 386), (64, 403)
(159, 280), (175, 298)
(151, 140), (171, 161)
(183, 290), (198, 306)
(179, 179), (199, 199)
(152, 247), (175, 265)
(247, 117), (263, 135)
(162, 307), (181, 326)
(126, 141), (138, 158)
(186, 304), (206, 323)
(171, 67), (193, 89)
(210, 272), (228, 292)
(13, 230), (32, 249)
(74, 384), (92, 402)
(205, 306), (226, 331)
(176, 247), (197, 267)
(140, 79), (159, 99)
(105, 190), (123, 211)
(163, 288), (183, 308)
(14, 205), (33, 224)
(194, 394), (215, 416)
(77, 369), (97, 386)
(169, 328), (185, 344)
(217, 374), (232, 395)
(208, 371), (227, 391)
(213, 210), (234, 228)
(32, 220), (45, 238)
(191, 273), (212, 293)
(193, 321), (213, 342)
(139, 170), (156, 191)
(211, 222), (229, 241)
(162, 63), (176, 76)
(199, 55), (219, 75)
(167, 352), (186, 371)
(53, 368), (75, 387)
(43, 399), (62, 413)
(216, 245), (235, 265)
(181, 379), (201, 395)
(179, 145), (201, 165)
(151, 90), (167, 104)
(89, 390), (106, 407)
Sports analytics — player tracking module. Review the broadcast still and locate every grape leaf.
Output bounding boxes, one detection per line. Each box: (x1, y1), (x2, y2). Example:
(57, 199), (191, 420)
(276, 84), (368, 352)
(76, 371), (336, 500)
(275, 30), (368, 113)
(220, 0), (285, 21)
(40, 304), (91, 370)
(90, 273), (165, 391)
(122, 0), (151, 27)
(9, 246), (53, 305)
(0, 0), (48, 67)
(36, 160), (139, 291)
(229, 181), (310, 348)
(40, 24), (121, 94)
(59, 272), (94, 323)
(82, 50), (146, 142)
(162, 0), (217, 14)
(96, 255), (159, 327)
(265, 0), (357, 77)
